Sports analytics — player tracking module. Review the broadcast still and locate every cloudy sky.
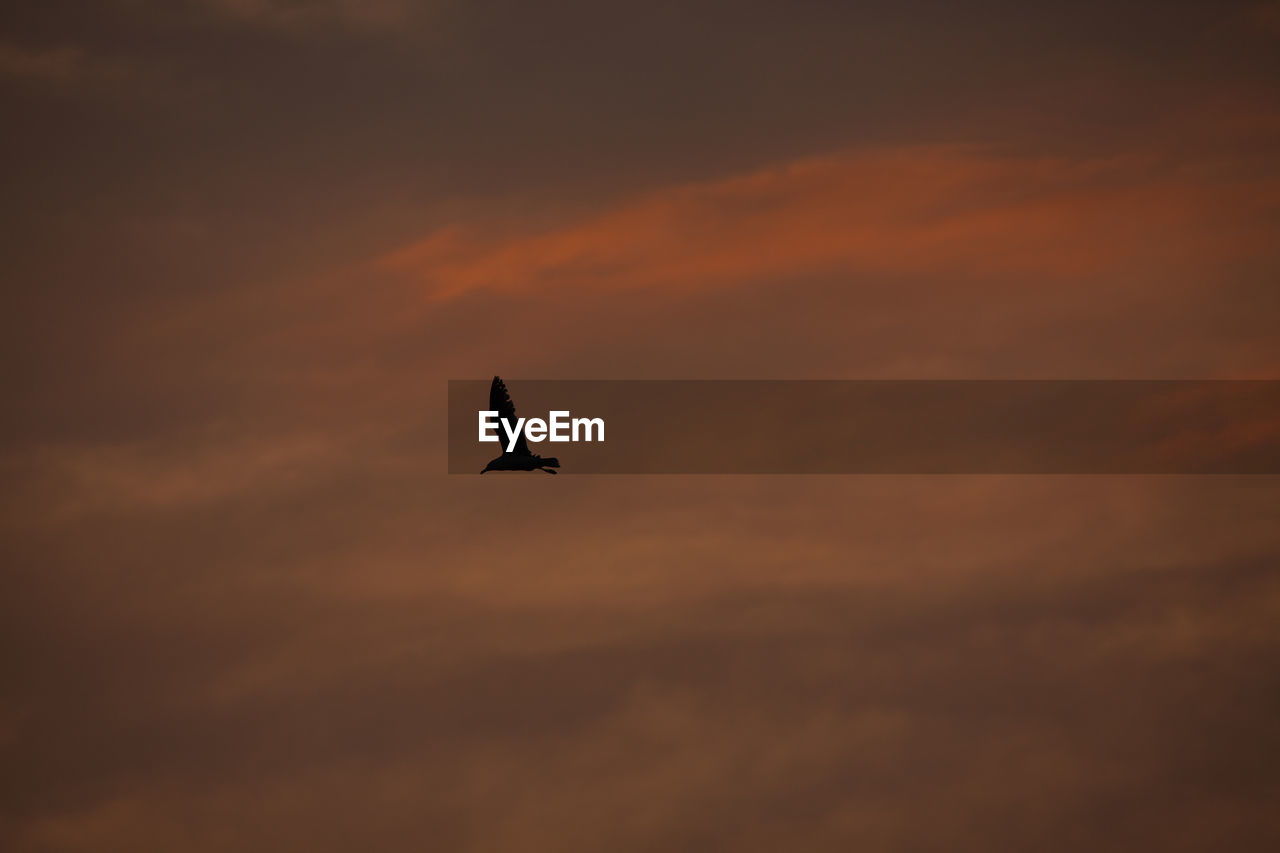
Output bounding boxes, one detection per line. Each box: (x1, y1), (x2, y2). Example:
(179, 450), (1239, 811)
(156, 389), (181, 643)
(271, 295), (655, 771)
(2, 1), (1279, 850)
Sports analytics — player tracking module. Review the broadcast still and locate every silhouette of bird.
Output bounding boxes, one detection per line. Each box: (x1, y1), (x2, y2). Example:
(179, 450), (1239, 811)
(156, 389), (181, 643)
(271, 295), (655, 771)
(481, 376), (560, 474)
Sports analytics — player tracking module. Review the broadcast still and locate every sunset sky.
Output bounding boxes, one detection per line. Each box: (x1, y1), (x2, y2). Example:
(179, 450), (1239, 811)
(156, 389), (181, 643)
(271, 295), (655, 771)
(3, 1), (1280, 850)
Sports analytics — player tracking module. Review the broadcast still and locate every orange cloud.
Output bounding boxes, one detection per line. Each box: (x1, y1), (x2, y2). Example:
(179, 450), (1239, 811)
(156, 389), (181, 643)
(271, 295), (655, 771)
(379, 144), (1279, 302)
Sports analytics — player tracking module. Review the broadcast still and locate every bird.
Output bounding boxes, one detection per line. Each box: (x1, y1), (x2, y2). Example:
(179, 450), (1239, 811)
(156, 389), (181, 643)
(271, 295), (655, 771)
(481, 376), (560, 474)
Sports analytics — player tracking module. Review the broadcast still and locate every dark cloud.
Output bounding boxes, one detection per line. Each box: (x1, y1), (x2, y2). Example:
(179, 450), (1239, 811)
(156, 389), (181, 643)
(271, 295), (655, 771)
(2, 0), (1279, 849)
(5, 476), (1279, 850)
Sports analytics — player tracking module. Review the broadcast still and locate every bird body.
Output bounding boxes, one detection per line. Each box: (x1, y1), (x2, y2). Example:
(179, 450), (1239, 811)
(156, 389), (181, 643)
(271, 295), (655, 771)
(481, 452), (561, 473)
(480, 377), (561, 474)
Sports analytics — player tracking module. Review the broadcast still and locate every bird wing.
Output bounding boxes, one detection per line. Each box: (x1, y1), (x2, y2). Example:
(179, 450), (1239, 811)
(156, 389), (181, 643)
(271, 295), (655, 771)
(489, 376), (531, 456)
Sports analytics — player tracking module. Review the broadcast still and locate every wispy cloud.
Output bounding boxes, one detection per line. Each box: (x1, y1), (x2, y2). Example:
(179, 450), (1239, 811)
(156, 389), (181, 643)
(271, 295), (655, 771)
(0, 40), (133, 90)
(0, 43), (82, 81)
(201, 0), (418, 31)
(379, 141), (1279, 303)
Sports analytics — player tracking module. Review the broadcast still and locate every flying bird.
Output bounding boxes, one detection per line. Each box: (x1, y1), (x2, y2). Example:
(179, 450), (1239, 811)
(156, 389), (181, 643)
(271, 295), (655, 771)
(481, 376), (561, 474)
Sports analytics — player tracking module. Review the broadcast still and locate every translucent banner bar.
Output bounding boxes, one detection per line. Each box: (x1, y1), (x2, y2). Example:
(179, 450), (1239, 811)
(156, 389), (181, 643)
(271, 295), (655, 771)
(448, 380), (1280, 474)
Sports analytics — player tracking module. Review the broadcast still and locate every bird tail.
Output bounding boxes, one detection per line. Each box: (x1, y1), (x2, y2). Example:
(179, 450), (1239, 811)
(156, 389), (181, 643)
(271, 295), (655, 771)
(541, 457), (560, 468)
